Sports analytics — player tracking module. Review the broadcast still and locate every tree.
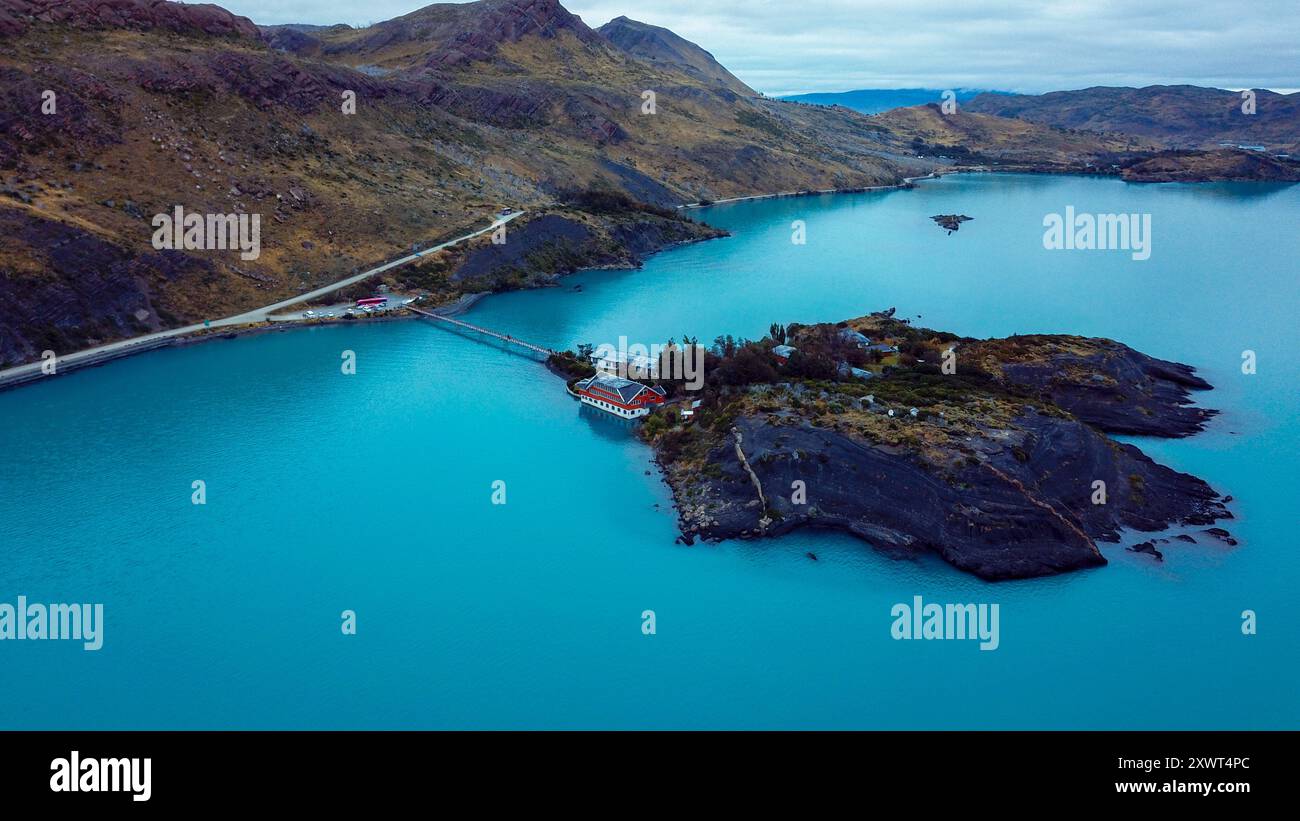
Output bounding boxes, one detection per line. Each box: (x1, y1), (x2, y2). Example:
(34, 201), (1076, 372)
(769, 323), (787, 345)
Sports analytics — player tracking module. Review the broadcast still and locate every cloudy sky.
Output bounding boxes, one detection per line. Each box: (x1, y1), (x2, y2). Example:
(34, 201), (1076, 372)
(223, 0), (1300, 96)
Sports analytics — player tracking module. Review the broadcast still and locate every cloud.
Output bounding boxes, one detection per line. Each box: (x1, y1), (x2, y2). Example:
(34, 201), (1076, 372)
(220, 0), (1300, 95)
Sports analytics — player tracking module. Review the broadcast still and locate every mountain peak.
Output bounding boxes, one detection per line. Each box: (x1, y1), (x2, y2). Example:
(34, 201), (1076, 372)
(597, 16), (755, 96)
(338, 0), (603, 67)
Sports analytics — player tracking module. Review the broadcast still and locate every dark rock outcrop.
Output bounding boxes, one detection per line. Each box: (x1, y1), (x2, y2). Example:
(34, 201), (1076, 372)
(652, 316), (1234, 580)
(448, 210), (723, 289)
(997, 338), (1218, 436)
(673, 409), (1227, 580)
(931, 214), (972, 232)
(1129, 541), (1164, 560)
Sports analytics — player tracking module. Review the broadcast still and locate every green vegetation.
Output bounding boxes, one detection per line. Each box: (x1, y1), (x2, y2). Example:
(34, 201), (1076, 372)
(548, 349), (596, 380)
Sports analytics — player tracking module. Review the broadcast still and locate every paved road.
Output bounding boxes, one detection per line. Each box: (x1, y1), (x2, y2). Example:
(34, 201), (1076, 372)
(0, 211), (522, 384)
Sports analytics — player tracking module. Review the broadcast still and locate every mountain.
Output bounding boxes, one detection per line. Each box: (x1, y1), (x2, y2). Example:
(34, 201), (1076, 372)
(966, 85), (1300, 151)
(310, 0), (606, 68)
(782, 88), (1001, 115)
(596, 16), (755, 97)
(0, 0), (923, 367)
(2, 1), (1279, 371)
(871, 103), (1156, 166)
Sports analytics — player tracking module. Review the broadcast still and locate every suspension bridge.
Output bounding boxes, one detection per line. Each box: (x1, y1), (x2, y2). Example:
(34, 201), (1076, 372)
(405, 305), (558, 358)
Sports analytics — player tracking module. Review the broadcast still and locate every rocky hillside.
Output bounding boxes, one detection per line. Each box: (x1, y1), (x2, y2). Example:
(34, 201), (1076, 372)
(1119, 149), (1300, 182)
(597, 16), (755, 97)
(0, 0), (259, 37)
(0, 0), (918, 367)
(966, 85), (1300, 151)
(2, 0), (1284, 369)
(639, 313), (1233, 580)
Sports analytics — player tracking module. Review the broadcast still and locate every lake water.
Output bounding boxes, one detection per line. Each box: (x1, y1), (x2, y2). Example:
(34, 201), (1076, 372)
(1, 173), (1296, 729)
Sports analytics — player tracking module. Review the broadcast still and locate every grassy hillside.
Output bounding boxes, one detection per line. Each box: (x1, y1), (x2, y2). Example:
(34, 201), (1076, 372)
(0, 0), (915, 366)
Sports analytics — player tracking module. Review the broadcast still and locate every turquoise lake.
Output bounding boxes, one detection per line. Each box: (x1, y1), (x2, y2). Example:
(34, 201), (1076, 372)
(1, 173), (1296, 729)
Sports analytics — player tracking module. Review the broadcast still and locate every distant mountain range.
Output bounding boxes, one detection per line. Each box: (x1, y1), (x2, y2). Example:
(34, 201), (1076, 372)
(781, 88), (1004, 114)
(967, 85), (1300, 151)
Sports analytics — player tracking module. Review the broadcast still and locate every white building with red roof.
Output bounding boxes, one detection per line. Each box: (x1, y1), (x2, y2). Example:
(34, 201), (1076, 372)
(573, 374), (667, 419)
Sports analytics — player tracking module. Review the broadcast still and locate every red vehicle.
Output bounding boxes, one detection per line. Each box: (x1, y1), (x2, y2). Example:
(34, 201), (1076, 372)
(356, 297), (388, 307)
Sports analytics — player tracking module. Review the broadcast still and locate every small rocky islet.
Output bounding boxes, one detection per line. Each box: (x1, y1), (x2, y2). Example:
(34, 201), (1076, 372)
(620, 310), (1233, 580)
(931, 214), (973, 233)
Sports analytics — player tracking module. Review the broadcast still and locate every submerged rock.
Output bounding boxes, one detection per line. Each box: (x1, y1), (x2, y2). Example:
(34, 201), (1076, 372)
(1128, 541), (1164, 561)
(1202, 528), (1239, 546)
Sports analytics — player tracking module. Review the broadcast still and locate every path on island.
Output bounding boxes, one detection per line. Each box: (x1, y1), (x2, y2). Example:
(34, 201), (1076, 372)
(0, 211), (524, 388)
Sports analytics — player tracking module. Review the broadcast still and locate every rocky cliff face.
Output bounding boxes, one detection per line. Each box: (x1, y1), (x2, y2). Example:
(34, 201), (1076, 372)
(648, 315), (1234, 580)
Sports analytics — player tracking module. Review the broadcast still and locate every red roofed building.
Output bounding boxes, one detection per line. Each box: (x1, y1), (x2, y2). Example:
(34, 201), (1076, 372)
(573, 374), (667, 419)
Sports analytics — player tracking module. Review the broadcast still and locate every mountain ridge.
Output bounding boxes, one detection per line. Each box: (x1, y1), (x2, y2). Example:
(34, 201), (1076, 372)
(0, 0), (1293, 371)
(596, 15), (755, 97)
(966, 84), (1300, 151)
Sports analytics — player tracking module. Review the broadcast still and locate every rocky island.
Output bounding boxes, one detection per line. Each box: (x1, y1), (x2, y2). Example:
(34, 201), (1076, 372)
(931, 214), (973, 233)
(625, 312), (1233, 580)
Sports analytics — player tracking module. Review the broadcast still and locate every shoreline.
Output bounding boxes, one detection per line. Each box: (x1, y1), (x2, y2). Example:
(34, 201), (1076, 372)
(0, 291), (491, 394)
(0, 197), (743, 394)
(0, 167), (1067, 395)
(676, 170), (948, 210)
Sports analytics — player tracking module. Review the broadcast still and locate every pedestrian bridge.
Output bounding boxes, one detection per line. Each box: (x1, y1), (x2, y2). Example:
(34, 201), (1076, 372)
(405, 305), (558, 358)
